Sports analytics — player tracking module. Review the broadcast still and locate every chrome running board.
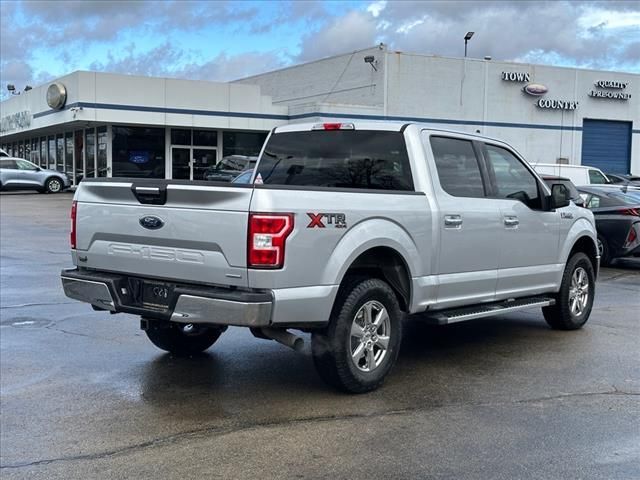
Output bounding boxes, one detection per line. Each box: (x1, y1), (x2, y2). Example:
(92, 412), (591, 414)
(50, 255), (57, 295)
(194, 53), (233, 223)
(421, 296), (556, 325)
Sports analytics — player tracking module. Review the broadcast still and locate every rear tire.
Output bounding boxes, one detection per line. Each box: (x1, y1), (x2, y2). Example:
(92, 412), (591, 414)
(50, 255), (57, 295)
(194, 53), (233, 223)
(45, 177), (63, 194)
(311, 278), (403, 393)
(144, 320), (224, 355)
(542, 252), (595, 330)
(597, 235), (611, 267)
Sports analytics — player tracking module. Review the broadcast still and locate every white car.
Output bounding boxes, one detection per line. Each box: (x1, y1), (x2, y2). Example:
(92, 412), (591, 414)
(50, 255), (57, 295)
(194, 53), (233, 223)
(532, 163), (610, 186)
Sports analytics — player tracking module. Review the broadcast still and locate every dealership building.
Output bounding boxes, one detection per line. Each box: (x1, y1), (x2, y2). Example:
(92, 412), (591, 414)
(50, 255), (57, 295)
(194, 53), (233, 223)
(1, 45), (638, 185)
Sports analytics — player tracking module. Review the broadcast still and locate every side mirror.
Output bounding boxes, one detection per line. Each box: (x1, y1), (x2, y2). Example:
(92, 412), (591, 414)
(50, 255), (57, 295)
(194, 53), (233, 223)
(550, 183), (570, 209)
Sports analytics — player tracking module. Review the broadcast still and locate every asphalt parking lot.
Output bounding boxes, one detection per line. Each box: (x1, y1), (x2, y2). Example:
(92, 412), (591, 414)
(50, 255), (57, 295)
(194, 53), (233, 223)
(1, 192), (639, 480)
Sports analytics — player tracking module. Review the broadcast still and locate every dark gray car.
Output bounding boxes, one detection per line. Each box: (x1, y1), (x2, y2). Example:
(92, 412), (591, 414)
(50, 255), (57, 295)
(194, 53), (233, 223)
(0, 158), (71, 193)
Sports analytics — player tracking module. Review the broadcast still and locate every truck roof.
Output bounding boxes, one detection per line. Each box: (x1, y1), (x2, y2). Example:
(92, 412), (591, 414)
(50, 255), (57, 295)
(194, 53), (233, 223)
(274, 121), (510, 144)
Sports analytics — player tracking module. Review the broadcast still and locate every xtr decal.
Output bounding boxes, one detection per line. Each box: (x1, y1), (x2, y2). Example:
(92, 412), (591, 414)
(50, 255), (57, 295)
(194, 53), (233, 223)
(306, 213), (347, 229)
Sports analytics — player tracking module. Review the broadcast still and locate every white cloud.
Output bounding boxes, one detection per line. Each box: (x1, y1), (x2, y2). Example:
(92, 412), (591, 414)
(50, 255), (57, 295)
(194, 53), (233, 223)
(395, 18), (425, 34)
(367, 1), (387, 18)
(296, 10), (378, 62)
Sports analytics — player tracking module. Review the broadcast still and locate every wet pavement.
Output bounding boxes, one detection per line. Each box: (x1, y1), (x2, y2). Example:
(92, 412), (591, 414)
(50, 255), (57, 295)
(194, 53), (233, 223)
(1, 192), (639, 479)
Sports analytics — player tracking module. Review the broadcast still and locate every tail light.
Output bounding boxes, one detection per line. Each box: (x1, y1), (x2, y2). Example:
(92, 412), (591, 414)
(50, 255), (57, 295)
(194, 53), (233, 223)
(312, 123), (355, 131)
(248, 213), (294, 269)
(70, 200), (77, 249)
(624, 224), (638, 247)
(617, 208), (640, 217)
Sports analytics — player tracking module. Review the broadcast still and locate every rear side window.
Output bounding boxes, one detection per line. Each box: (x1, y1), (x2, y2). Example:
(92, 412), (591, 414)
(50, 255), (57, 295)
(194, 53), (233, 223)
(589, 170), (609, 184)
(429, 137), (485, 198)
(608, 175), (623, 184)
(0, 159), (17, 169)
(255, 130), (414, 191)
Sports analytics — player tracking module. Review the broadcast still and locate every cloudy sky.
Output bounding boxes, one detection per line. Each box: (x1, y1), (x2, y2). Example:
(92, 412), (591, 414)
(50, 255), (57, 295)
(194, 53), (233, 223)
(1, 0), (639, 99)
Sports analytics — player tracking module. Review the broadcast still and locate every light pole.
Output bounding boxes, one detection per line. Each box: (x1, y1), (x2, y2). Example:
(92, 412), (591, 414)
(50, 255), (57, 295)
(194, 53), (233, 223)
(464, 31), (474, 57)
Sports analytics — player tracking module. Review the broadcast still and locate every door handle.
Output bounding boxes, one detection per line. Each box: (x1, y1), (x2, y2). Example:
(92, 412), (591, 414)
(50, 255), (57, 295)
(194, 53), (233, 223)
(444, 215), (463, 228)
(503, 216), (519, 227)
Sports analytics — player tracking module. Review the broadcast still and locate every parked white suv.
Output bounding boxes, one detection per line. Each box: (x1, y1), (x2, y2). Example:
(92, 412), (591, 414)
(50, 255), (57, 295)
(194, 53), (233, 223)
(532, 163), (610, 186)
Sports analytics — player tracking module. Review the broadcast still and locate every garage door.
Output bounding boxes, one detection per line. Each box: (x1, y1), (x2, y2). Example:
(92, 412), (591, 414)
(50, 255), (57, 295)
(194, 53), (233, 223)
(581, 119), (632, 174)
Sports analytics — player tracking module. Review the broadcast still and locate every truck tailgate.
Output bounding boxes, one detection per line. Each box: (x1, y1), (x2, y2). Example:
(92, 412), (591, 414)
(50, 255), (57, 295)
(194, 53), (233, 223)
(74, 180), (252, 287)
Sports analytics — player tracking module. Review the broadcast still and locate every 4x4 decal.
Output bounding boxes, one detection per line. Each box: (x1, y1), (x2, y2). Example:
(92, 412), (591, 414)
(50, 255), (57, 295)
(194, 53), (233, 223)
(307, 213), (347, 229)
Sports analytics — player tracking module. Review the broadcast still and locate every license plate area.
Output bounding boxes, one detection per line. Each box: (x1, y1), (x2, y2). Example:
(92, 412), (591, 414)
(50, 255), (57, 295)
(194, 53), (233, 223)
(142, 281), (173, 310)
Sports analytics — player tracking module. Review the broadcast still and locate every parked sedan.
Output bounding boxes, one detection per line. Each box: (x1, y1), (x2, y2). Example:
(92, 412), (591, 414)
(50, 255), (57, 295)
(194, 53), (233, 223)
(606, 173), (640, 188)
(203, 155), (257, 182)
(578, 186), (640, 265)
(231, 168), (254, 184)
(0, 158), (71, 193)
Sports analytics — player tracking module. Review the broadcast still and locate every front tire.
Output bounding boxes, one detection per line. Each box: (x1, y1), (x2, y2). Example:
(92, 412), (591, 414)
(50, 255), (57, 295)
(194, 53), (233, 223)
(45, 177), (63, 193)
(145, 320), (224, 355)
(542, 252), (595, 330)
(312, 278), (403, 393)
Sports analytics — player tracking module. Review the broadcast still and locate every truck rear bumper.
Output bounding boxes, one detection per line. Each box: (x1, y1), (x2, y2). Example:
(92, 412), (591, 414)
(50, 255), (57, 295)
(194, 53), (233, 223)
(60, 269), (272, 327)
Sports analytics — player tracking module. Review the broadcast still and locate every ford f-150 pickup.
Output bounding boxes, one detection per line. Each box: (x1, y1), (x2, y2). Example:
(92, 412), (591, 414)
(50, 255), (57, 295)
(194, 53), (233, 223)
(61, 122), (599, 393)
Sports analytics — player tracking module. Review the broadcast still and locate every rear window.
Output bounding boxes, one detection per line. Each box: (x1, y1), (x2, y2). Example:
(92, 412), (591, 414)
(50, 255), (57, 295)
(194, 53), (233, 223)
(255, 130), (414, 191)
(585, 191), (640, 208)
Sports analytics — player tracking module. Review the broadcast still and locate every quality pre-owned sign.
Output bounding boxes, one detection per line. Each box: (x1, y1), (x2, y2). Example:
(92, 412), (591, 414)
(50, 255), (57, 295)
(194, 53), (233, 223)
(588, 80), (631, 100)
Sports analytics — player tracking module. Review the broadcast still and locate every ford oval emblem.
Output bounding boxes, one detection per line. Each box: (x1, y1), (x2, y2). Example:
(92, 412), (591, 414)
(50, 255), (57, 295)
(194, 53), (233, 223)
(139, 215), (164, 230)
(523, 83), (548, 96)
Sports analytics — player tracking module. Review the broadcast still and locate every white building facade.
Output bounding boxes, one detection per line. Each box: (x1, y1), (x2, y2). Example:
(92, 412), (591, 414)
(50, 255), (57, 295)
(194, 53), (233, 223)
(1, 45), (638, 184)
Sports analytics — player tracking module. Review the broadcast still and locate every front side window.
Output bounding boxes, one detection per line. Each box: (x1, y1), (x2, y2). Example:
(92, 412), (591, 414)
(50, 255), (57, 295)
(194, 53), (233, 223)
(16, 159), (37, 170)
(429, 137), (485, 198)
(485, 144), (541, 209)
(589, 170), (609, 184)
(256, 130), (414, 191)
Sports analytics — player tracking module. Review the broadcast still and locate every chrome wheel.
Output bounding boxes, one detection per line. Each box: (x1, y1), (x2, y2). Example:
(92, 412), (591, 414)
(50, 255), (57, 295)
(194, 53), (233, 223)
(350, 300), (390, 372)
(48, 179), (62, 193)
(569, 267), (589, 316)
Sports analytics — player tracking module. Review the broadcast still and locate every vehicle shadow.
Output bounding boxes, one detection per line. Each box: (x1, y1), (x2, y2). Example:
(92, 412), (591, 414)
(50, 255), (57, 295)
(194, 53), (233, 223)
(0, 191), (73, 195)
(133, 313), (557, 420)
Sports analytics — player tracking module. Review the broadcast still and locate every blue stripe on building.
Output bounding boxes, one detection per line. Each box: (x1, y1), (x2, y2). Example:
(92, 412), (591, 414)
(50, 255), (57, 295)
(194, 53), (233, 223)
(31, 101), (605, 133)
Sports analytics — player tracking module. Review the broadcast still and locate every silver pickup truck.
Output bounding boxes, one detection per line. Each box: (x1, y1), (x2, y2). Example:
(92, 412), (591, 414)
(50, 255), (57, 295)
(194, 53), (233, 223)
(61, 122), (599, 393)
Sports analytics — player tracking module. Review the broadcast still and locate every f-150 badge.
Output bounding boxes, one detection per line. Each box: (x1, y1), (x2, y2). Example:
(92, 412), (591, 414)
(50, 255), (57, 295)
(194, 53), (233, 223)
(307, 213), (347, 229)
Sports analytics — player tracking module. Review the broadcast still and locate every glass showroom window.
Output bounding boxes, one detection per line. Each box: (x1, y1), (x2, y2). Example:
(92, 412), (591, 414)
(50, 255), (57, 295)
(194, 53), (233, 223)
(24, 140), (31, 162)
(193, 129), (217, 147)
(85, 129), (96, 178)
(18, 141), (24, 159)
(74, 131), (84, 185)
(97, 127), (107, 177)
(40, 138), (47, 168)
(48, 136), (56, 169)
(222, 131), (268, 157)
(171, 128), (191, 146)
(65, 133), (74, 175)
(56, 134), (64, 170)
(112, 126), (165, 178)
(30, 139), (39, 165)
